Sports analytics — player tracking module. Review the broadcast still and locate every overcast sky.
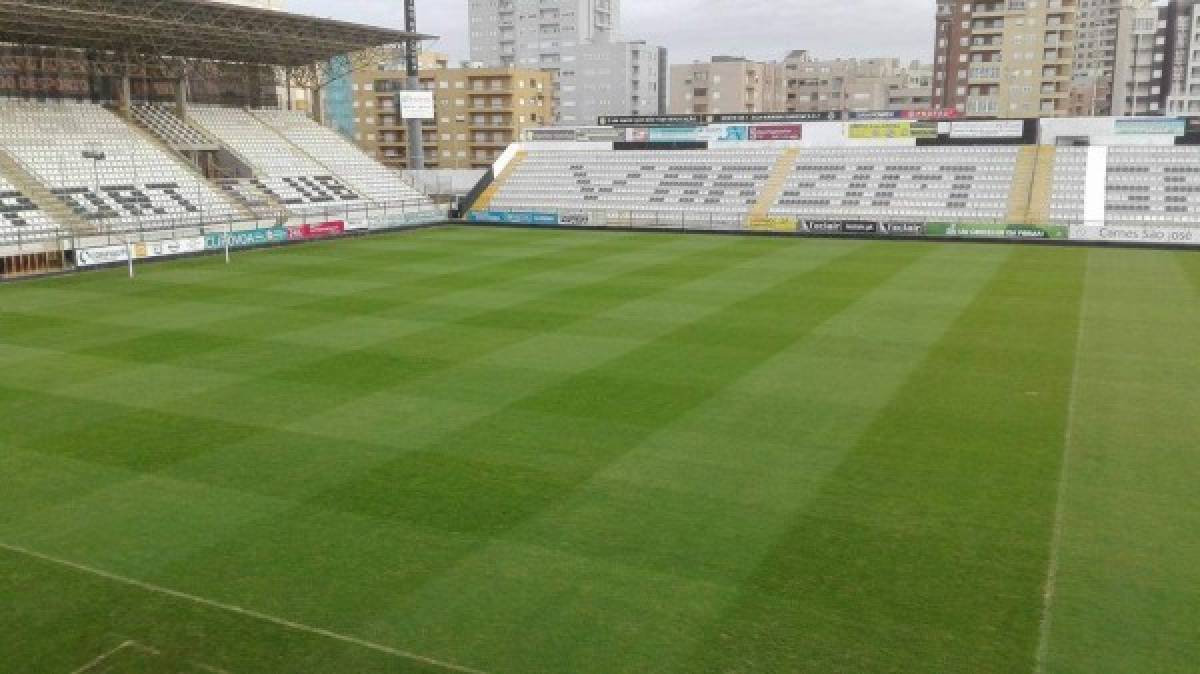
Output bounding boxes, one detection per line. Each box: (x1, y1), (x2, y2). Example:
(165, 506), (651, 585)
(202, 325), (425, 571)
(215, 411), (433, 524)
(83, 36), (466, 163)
(288, 0), (935, 65)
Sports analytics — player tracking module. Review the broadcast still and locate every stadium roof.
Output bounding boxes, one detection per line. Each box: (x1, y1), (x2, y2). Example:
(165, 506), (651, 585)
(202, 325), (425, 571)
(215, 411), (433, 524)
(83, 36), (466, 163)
(0, 0), (436, 67)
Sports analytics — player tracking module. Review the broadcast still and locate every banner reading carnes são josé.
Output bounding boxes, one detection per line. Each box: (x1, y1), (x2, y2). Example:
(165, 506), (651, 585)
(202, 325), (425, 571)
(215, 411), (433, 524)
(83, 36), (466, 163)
(1070, 224), (1199, 246)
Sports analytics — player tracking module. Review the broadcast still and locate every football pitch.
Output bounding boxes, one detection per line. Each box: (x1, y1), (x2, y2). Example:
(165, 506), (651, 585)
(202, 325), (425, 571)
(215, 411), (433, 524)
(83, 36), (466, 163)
(1, 226), (1197, 673)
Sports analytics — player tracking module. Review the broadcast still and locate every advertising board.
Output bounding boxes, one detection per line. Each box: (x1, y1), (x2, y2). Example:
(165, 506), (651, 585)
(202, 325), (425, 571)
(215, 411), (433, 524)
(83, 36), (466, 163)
(78, 236), (206, 267)
(397, 91), (435, 120)
(749, 125), (803, 141)
(848, 122), (936, 139)
(925, 223), (1068, 239)
(288, 221), (346, 241)
(467, 211), (559, 225)
(76, 245), (129, 267)
(1070, 224), (1199, 246)
(204, 227), (289, 250)
(1113, 118), (1186, 136)
(948, 120), (1024, 139)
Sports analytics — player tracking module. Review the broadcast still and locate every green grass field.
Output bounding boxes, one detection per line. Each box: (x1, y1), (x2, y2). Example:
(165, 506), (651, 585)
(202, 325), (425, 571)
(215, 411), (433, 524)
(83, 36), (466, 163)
(1, 227), (1197, 674)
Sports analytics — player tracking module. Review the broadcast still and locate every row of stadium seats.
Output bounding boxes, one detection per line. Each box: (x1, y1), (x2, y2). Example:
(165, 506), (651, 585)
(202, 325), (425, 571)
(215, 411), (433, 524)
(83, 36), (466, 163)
(131, 104), (215, 149)
(1105, 146), (1200, 226)
(768, 146), (1018, 223)
(488, 149), (785, 216)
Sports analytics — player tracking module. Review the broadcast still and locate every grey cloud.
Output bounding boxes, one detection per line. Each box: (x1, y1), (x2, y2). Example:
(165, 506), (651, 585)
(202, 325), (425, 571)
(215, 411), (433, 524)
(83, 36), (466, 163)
(287, 0), (933, 65)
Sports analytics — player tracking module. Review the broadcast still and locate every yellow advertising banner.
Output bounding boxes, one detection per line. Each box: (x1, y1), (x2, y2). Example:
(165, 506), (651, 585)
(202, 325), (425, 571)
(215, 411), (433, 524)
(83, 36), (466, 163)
(848, 122), (937, 139)
(748, 217), (796, 233)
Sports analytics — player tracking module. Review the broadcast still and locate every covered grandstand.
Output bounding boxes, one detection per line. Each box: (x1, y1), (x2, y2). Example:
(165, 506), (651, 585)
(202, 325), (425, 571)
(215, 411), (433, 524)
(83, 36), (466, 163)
(0, 0), (443, 277)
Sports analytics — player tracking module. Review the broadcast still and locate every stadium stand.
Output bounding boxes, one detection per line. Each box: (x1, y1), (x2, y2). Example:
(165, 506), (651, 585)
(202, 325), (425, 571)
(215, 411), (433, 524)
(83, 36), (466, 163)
(0, 100), (244, 233)
(482, 145), (1022, 226)
(187, 105), (367, 216)
(487, 148), (786, 225)
(249, 108), (432, 209)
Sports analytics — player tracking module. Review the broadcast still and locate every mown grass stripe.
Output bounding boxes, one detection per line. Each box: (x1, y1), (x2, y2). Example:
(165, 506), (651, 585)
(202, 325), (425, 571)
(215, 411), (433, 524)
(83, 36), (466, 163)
(689, 245), (1088, 674)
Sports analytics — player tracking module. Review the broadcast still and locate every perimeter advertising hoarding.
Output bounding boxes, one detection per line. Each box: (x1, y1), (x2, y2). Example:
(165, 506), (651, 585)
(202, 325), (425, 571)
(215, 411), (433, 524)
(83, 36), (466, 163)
(1113, 118), (1186, 136)
(77, 236), (206, 267)
(132, 237), (205, 259)
(948, 120), (1024, 139)
(747, 217), (796, 232)
(848, 122), (937, 139)
(75, 245), (130, 267)
(849, 109), (961, 121)
(1070, 224), (1198, 246)
(467, 210), (559, 225)
(624, 127), (706, 142)
(711, 112), (838, 123)
(926, 223), (1068, 239)
(798, 220), (888, 235)
(600, 112), (835, 126)
(526, 128), (578, 142)
(288, 221), (345, 241)
(599, 114), (706, 127)
(204, 227), (289, 250)
(749, 125), (803, 141)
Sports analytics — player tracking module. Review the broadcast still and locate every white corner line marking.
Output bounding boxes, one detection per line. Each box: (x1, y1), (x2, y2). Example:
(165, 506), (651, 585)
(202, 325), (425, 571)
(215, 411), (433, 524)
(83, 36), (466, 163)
(0, 542), (486, 674)
(71, 640), (158, 674)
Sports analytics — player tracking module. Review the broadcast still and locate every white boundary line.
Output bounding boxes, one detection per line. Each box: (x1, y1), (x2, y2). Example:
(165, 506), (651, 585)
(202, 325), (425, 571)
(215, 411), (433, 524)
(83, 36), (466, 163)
(0, 541), (486, 674)
(1033, 251), (1090, 674)
(71, 640), (159, 674)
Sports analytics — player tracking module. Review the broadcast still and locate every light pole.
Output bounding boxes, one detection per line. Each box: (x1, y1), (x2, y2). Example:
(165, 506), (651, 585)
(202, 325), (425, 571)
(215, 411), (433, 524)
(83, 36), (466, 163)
(401, 0), (425, 170)
(82, 149), (106, 234)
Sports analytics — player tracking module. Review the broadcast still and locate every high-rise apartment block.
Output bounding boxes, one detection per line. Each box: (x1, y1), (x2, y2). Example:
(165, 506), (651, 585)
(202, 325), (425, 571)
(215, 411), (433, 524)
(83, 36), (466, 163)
(669, 57), (787, 115)
(468, 0), (665, 124)
(933, 0), (1190, 118)
(1073, 0), (1167, 116)
(934, 0), (1079, 117)
(346, 54), (553, 170)
(670, 52), (933, 117)
(1165, 0), (1200, 115)
(783, 53), (934, 116)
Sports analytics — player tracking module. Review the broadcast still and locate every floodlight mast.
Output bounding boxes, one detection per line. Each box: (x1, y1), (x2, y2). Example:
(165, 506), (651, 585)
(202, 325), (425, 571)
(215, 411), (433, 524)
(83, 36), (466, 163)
(404, 0), (425, 170)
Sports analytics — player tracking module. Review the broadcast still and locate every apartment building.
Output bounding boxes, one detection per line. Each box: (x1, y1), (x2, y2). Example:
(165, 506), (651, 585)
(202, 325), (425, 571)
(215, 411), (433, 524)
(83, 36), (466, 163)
(784, 53), (934, 116)
(669, 57), (786, 115)
(1071, 0), (1167, 116)
(1108, 1), (1168, 115)
(1165, 0), (1200, 115)
(934, 0), (1079, 117)
(349, 58), (552, 170)
(468, 0), (665, 124)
